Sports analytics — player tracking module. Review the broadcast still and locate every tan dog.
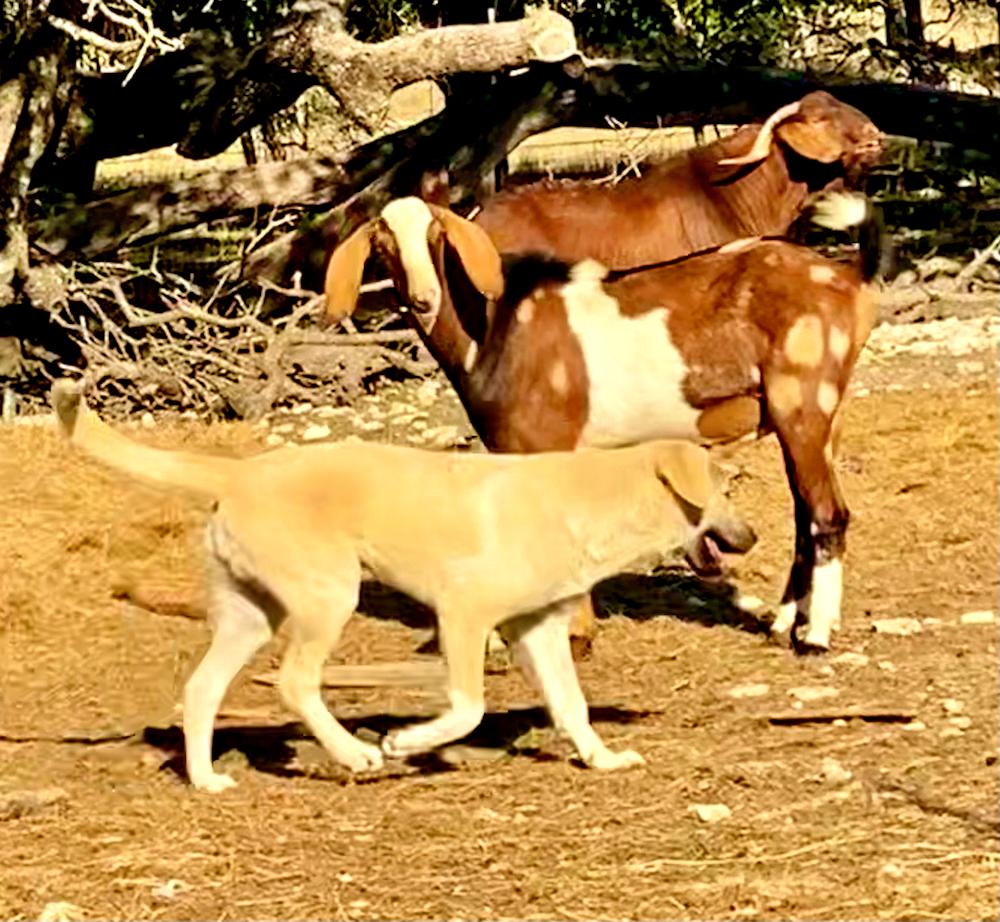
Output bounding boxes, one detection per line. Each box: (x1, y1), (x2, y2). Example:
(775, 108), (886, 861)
(51, 380), (754, 792)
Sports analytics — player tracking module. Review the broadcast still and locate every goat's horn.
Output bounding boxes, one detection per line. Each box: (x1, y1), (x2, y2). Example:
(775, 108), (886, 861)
(718, 100), (803, 167)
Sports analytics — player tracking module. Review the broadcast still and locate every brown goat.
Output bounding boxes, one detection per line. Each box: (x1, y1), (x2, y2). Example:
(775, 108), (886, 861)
(472, 91), (882, 271)
(324, 193), (883, 653)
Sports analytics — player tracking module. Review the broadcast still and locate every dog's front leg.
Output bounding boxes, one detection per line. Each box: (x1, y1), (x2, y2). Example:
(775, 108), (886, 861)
(381, 616), (487, 759)
(501, 599), (645, 771)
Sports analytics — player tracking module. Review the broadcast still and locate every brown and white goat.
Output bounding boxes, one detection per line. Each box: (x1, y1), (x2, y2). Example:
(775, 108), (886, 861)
(472, 90), (882, 271)
(324, 193), (883, 652)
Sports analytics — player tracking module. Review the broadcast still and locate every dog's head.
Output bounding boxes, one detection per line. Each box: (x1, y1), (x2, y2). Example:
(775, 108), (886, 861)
(651, 442), (756, 577)
(324, 197), (504, 334)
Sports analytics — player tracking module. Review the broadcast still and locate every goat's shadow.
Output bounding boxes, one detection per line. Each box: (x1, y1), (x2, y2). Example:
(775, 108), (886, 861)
(592, 566), (770, 635)
(143, 703), (654, 785)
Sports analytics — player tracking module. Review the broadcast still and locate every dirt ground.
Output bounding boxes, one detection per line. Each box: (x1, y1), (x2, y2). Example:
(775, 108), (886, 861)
(0, 317), (998, 921)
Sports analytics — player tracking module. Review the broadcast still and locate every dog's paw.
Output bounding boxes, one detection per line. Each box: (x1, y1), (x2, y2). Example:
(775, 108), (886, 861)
(586, 747), (646, 771)
(191, 772), (237, 793)
(379, 730), (412, 760)
(343, 740), (384, 773)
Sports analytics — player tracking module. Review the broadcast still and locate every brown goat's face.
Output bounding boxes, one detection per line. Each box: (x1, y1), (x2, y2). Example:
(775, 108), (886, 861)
(800, 91), (884, 171)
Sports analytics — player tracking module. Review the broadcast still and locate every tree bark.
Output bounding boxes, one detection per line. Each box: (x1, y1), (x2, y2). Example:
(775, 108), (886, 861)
(34, 60), (997, 274)
(33, 2), (577, 184)
(0, 30), (74, 300)
(900, 0), (925, 46)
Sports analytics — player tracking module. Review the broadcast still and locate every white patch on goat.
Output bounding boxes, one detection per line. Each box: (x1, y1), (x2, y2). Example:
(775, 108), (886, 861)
(767, 373), (803, 418)
(784, 315), (824, 368)
(801, 558), (842, 649)
(718, 236), (761, 254)
(517, 298), (535, 324)
(549, 360), (569, 395)
(809, 265), (835, 284)
(828, 324), (851, 363)
(463, 340), (478, 373)
(816, 380), (839, 416)
(770, 601), (798, 637)
(381, 198), (441, 314)
(561, 274), (700, 447)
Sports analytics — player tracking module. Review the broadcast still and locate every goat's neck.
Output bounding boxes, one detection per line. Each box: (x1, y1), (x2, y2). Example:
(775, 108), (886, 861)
(410, 241), (485, 398)
(702, 149), (808, 237)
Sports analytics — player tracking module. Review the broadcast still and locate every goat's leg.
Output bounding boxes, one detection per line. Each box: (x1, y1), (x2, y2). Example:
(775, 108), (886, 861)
(773, 426), (849, 653)
(381, 613), (488, 759)
(568, 594), (598, 660)
(501, 599), (645, 770)
(769, 483), (816, 646)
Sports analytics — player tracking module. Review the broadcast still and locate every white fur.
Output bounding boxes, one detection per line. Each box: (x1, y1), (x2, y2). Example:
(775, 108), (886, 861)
(382, 689), (485, 758)
(381, 198), (441, 313)
(801, 559), (842, 649)
(718, 236), (761, 254)
(809, 191), (869, 231)
(817, 380), (840, 416)
(561, 275), (700, 448)
(501, 603), (644, 769)
(770, 600), (798, 638)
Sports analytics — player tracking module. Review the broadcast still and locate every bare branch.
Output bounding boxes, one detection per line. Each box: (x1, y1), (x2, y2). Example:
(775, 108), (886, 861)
(45, 14), (142, 53)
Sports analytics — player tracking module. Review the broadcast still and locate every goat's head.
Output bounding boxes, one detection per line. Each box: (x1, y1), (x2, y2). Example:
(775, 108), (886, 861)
(650, 442), (757, 577)
(720, 90), (883, 179)
(324, 197), (504, 332)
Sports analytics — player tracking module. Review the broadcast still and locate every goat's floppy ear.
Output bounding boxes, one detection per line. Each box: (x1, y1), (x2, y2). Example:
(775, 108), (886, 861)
(324, 221), (374, 324)
(776, 113), (843, 164)
(428, 205), (504, 300)
(654, 442), (716, 517)
(775, 93), (846, 164)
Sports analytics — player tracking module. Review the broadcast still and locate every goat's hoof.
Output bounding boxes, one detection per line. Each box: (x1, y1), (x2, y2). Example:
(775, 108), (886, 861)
(586, 748), (646, 771)
(191, 772), (237, 793)
(767, 625), (795, 649)
(570, 635), (594, 661)
(792, 636), (831, 656)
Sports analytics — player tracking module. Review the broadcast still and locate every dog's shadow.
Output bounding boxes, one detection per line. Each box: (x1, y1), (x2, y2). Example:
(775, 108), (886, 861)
(143, 703), (654, 785)
(357, 569), (769, 657)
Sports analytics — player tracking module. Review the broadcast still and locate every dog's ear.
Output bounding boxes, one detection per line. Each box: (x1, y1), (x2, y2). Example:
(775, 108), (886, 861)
(324, 221), (374, 325)
(654, 442), (716, 519)
(427, 205), (504, 301)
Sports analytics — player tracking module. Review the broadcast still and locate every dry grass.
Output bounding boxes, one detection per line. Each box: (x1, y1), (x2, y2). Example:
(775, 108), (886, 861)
(0, 387), (997, 921)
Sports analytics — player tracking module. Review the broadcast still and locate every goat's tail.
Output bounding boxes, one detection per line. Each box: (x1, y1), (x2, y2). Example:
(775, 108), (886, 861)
(51, 379), (236, 499)
(806, 190), (888, 283)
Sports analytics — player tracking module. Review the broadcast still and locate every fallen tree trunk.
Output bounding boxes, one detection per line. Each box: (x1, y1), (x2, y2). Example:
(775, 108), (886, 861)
(34, 60), (996, 274)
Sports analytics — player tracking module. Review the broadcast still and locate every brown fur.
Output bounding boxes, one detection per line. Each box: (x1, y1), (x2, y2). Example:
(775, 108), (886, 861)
(474, 92), (882, 271)
(324, 198), (881, 652)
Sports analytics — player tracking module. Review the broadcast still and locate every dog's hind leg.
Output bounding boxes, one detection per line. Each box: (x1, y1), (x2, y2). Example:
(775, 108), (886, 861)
(502, 598), (645, 771)
(184, 559), (277, 793)
(277, 566), (384, 774)
(381, 612), (488, 759)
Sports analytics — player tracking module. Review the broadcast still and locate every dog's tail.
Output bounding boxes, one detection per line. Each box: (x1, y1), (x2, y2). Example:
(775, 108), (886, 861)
(51, 379), (236, 498)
